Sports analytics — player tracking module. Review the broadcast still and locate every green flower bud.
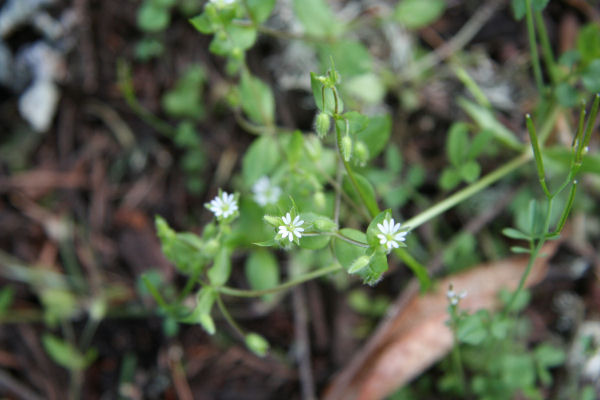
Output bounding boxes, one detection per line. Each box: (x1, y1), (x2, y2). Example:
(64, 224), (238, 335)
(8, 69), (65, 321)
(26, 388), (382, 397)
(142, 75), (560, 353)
(348, 255), (371, 274)
(314, 216), (336, 232)
(315, 112), (330, 138)
(313, 191), (326, 210)
(354, 140), (369, 166)
(245, 333), (269, 357)
(341, 135), (353, 162)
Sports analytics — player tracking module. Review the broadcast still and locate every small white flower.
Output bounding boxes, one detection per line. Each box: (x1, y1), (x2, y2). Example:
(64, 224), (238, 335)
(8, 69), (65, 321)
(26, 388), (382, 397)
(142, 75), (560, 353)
(252, 176), (282, 207)
(207, 191), (238, 219)
(376, 218), (408, 253)
(278, 212), (304, 242)
(447, 286), (467, 306)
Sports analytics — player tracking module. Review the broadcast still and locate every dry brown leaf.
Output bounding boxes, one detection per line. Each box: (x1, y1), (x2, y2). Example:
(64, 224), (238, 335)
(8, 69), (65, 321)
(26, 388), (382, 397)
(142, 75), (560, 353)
(324, 241), (561, 400)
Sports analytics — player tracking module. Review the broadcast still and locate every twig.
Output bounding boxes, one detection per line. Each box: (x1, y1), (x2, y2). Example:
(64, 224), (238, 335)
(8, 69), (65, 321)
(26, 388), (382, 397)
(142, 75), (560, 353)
(291, 262), (316, 400)
(0, 370), (44, 400)
(399, 0), (506, 83)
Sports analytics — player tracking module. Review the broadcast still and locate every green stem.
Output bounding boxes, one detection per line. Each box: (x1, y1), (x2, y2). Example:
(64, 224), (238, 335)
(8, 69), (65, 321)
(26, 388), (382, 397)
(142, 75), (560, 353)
(219, 264), (342, 298)
(534, 10), (557, 85)
(404, 152), (531, 229)
(332, 232), (370, 248)
(335, 124), (378, 218)
(504, 198), (554, 314)
(215, 294), (245, 337)
(525, 0), (545, 94)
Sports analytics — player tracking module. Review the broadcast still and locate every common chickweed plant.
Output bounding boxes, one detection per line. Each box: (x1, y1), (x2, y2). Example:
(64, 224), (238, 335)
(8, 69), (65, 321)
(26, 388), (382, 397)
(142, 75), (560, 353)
(134, 0), (600, 395)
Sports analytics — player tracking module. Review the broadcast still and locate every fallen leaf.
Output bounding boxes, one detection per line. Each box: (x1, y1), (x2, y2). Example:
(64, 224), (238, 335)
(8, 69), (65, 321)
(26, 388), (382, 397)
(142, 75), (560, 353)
(324, 240), (561, 400)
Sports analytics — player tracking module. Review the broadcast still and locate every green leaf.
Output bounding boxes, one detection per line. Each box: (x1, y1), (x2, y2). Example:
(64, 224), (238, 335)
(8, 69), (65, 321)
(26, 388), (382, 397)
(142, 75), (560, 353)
(355, 115), (391, 159)
(447, 122), (469, 166)
(134, 38), (164, 61)
(395, 0), (446, 29)
(385, 145), (402, 173)
(333, 228), (368, 271)
(342, 111), (369, 135)
(179, 287), (217, 334)
(207, 247), (231, 286)
(490, 316), (511, 339)
(501, 354), (536, 389)
(502, 228), (531, 240)
(466, 130), (493, 160)
(245, 250), (279, 301)
(458, 98), (522, 150)
(286, 130), (304, 165)
(555, 83), (579, 107)
(242, 136), (280, 184)
(500, 288), (531, 312)
(318, 41), (372, 77)
(310, 72), (342, 114)
(344, 74), (386, 104)
(0, 286), (14, 316)
(342, 173), (379, 217)
(366, 209), (392, 249)
(361, 250), (389, 286)
(511, 0), (526, 20)
(459, 161), (481, 183)
(189, 13), (214, 34)
(209, 24), (257, 56)
(439, 168), (461, 191)
(162, 66), (206, 119)
(155, 218), (206, 275)
(510, 246), (531, 254)
(240, 70), (275, 125)
(582, 59), (600, 92)
(292, 0), (339, 38)
(42, 334), (97, 371)
(137, 2), (170, 32)
(577, 24), (600, 63)
(535, 343), (565, 368)
(456, 311), (487, 345)
(246, 0), (276, 23)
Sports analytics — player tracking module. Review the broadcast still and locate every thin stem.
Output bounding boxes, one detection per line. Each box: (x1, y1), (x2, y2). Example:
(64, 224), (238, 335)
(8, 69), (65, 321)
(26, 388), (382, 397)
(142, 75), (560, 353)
(332, 232), (370, 248)
(535, 10), (557, 85)
(504, 198), (554, 314)
(525, 0), (545, 94)
(215, 294), (245, 337)
(335, 124), (378, 218)
(404, 152), (531, 229)
(219, 264), (342, 298)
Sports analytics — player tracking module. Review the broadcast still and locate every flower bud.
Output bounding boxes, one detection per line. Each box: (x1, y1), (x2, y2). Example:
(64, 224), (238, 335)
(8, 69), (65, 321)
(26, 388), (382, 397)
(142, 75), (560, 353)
(348, 255), (371, 274)
(313, 191), (326, 210)
(354, 140), (369, 166)
(315, 112), (330, 138)
(341, 135), (352, 162)
(245, 333), (269, 357)
(314, 216), (336, 232)
(204, 238), (220, 257)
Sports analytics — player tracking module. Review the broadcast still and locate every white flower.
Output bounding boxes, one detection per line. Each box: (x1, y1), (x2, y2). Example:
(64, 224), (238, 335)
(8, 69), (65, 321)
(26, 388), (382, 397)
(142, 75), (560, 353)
(207, 191), (238, 219)
(278, 212), (304, 242)
(252, 176), (281, 206)
(447, 287), (467, 306)
(376, 218), (408, 253)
